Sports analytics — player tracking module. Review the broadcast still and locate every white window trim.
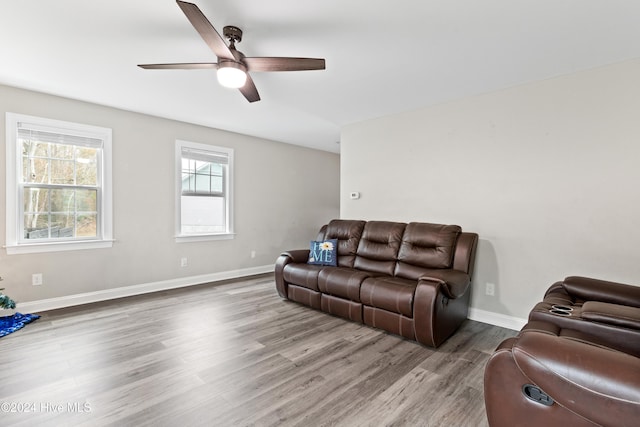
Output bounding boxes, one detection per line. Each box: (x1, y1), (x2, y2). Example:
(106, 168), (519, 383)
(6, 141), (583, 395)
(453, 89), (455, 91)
(5, 113), (113, 255)
(175, 139), (234, 243)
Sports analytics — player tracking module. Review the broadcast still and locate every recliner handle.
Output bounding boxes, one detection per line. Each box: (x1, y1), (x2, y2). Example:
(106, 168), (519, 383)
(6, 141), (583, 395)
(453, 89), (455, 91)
(522, 384), (554, 406)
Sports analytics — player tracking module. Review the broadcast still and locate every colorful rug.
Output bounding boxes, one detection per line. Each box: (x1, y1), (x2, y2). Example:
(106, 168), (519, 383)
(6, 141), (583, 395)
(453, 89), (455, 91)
(0, 312), (40, 338)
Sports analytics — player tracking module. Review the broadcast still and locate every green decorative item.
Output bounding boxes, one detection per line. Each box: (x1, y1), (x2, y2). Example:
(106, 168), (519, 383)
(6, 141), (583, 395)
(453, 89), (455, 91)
(0, 288), (17, 310)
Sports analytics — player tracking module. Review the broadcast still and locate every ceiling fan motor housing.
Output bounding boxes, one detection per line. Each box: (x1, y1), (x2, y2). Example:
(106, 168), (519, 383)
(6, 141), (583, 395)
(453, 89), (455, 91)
(223, 26), (243, 43)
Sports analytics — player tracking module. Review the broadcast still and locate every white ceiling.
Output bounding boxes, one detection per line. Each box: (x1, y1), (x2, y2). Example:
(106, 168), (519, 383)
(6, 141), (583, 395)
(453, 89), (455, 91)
(2, 1), (640, 153)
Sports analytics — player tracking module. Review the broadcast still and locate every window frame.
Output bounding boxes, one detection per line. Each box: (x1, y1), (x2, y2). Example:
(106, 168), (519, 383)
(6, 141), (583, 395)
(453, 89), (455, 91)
(175, 139), (234, 243)
(5, 113), (113, 254)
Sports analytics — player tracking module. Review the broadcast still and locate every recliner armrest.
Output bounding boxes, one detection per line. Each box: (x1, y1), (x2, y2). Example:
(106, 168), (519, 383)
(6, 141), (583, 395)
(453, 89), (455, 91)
(279, 249), (310, 264)
(452, 232), (478, 276)
(562, 276), (640, 308)
(512, 331), (640, 426)
(582, 301), (640, 330)
(274, 249), (310, 299)
(419, 270), (470, 299)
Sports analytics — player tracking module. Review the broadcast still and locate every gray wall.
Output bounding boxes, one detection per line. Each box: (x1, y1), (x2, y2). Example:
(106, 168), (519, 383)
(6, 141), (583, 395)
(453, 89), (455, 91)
(341, 59), (640, 320)
(1, 84), (340, 304)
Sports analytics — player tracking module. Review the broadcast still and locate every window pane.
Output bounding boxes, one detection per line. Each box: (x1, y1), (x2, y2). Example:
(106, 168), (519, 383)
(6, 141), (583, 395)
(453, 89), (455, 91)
(194, 160), (210, 174)
(20, 140), (99, 239)
(22, 187), (98, 240)
(50, 143), (74, 160)
(211, 176), (223, 193)
(210, 163), (223, 175)
(50, 188), (75, 212)
(194, 173), (211, 193)
(76, 147), (98, 185)
(21, 143), (99, 185)
(24, 213), (50, 239)
(181, 160), (225, 195)
(76, 214), (97, 237)
(77, 189), (97, 212)
(50, 159), (75, 184)
(22, 157), (49, 183)
(23, 188), (50, 214)
(181, 172), (190, 192)
(50, 214), (74, 238)
(181, 195), (225, 233)
(22, 140), (48, 157)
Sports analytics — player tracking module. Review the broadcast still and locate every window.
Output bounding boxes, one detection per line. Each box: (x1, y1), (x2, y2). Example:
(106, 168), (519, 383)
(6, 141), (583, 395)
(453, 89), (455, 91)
(5, 113), (112, 254)
(176, 140), (233, 241)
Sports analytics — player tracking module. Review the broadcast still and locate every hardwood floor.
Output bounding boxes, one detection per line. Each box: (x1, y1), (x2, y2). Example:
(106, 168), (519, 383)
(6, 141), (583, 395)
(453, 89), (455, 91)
(0, 274), (516, 427)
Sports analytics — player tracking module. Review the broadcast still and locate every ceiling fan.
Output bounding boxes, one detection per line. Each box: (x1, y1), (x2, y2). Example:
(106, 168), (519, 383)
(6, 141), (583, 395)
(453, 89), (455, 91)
(138, 0), (326, 103)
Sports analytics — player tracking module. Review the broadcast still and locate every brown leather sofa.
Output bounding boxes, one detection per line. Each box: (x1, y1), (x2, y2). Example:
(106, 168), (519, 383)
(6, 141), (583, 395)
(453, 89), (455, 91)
(484, 276), (640, 426)
(274, 219), (478, 347)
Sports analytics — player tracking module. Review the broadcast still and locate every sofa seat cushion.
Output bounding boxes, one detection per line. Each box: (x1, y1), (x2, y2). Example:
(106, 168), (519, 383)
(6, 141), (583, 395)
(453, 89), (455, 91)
(360, 276), (416, 317)
(318, 267), (371, 302)
(283, 263), (324, 291)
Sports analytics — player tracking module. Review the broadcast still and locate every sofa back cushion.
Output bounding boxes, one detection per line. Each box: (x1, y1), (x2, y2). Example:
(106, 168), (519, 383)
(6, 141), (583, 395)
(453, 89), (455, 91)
(354, 221), (406, 275)
(322, 220), (366, 268)
(394, 222), (461, 280)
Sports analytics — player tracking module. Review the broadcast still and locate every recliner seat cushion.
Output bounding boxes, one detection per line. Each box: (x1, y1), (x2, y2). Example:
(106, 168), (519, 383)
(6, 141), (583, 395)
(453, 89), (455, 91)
(283, 264), (324, 291)
(318, 267), (371, 302)
(360, 276), (416, 317)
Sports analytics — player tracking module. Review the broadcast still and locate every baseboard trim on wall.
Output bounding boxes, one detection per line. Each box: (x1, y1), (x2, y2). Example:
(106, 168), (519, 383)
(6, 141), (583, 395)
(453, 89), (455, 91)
(18, 265), (274, 313)
(468, 308), (527, 331)
(20, 268), (528, 331)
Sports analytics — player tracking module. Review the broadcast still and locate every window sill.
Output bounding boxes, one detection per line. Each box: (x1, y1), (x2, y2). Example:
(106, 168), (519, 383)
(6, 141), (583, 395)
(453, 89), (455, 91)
(175, 233), (235, 243)
(5, 239), (114, 255)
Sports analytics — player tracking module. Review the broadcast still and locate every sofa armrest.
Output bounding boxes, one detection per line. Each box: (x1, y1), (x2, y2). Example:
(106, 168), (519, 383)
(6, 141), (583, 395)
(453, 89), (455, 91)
(512, 331), (640, 426)
(452, 232), (478, 276)
(274, 249), (310, 298)
(280, 249), (310, 264)
(582, 301), (640, 330)
(419, 270), (470, 299)
(562, 276), (640, 308)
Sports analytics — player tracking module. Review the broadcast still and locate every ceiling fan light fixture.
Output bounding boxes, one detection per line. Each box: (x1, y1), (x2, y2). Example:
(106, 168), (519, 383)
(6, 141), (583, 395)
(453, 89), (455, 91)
(217, 61), (247, 88)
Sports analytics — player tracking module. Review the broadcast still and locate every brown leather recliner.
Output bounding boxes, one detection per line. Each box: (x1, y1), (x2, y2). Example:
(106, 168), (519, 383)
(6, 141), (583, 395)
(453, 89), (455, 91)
(484, 320), (640, 427)
(485, 276), (640, 426)
(529, 276), (640, 356)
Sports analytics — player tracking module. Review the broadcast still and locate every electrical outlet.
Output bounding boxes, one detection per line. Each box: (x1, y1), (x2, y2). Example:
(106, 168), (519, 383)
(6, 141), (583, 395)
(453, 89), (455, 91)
(32, 273), (43, 286)
(251, 250), (256, 259)
(180, 257), (188, 267)
(485, 282), (495, 296)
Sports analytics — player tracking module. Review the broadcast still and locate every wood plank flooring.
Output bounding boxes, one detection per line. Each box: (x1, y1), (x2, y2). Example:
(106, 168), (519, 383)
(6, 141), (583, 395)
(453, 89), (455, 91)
(0, 274), (516, 427)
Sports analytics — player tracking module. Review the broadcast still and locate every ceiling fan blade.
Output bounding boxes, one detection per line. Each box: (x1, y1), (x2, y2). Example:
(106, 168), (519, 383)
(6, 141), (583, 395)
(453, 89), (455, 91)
(176, 1), (234, 60)
(243, 57), (325, 72)
(239, 74), (261, 103)
(138, 63), (218, 70)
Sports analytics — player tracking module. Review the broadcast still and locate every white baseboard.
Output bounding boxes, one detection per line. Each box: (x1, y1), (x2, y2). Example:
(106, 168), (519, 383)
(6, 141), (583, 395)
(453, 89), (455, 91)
(19, 269), (529, 331)
(18, 264), (274, 313)
(468, 308), (527, 331)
